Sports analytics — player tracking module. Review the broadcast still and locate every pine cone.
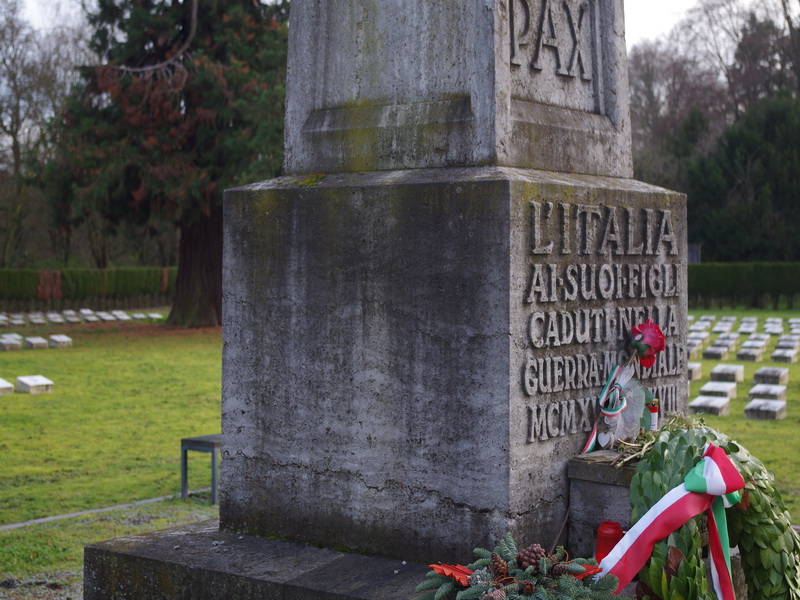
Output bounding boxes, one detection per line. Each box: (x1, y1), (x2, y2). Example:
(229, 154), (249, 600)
(484, 589), (507, 600)
(550, 562), (569, 577)
(521, 581), (535, 595)
(516, 543), (547, 573)
(491, 552), (509, 580)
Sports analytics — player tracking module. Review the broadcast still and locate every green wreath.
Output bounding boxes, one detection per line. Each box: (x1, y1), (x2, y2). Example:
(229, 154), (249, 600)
(629, 425), (800, 600)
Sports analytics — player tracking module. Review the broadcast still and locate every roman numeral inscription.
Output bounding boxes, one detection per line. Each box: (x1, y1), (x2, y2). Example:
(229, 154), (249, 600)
(510, 0), (594, 80)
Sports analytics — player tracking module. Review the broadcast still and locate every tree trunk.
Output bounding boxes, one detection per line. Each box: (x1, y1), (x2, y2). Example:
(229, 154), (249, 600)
(167, 203), (223, 327)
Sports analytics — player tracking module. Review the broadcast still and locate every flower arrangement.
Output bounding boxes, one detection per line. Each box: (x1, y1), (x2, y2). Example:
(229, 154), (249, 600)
(415, 533), (622, 600)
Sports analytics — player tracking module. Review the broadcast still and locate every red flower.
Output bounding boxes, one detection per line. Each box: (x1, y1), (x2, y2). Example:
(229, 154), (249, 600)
(630, 319), (666, 368)
(428, 563), (474, 586)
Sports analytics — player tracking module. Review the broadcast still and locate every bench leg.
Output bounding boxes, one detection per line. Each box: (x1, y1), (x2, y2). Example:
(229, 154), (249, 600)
(181, 447), (188, 499)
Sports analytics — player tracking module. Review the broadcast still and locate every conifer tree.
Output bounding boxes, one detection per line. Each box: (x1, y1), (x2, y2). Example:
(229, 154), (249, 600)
(46, 0), (288, 326)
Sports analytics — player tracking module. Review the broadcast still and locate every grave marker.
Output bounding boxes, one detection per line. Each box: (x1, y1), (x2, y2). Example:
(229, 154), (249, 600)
(710, 364), (744, 383)
(748, 384), (786, 402)
(16, 375), (54, 394)
(0, 378), (13, 396)
(49, 335), (73, 349)
(24, 336), (49, 350)
(689, 396), (730, 416)
(771, 349), (798, 363)
(744, 399), (786, 420)
(754, 367), (788, 386)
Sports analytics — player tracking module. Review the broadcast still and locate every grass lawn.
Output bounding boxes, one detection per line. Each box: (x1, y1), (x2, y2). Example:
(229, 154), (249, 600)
(0, 319), (222, 585)
(686, 307), (800, 517)
(0, 307), (797, 597)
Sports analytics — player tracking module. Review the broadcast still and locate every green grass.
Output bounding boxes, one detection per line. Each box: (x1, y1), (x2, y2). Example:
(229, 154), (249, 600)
(687, 308), (800, 518)
(0, 322), (222, 526)
(1, 497), (218, 581)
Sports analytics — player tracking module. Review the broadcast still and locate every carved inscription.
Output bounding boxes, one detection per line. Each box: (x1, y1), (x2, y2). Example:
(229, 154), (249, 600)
(511, 0), (594, 80)
(522, 200), (684, 443)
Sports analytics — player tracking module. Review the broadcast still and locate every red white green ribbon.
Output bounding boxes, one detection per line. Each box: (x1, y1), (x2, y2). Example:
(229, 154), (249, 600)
(580, 364), (630, 454)
(596, 444), (745, 599)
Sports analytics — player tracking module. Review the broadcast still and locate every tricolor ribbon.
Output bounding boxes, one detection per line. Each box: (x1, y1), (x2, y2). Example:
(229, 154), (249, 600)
(596, 444), (745, 599)
(580, 363), (633, 454)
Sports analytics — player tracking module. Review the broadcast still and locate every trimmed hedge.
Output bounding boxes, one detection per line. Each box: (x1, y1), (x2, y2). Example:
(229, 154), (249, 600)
(0, 270), (40, 301)
(688, 262), (800, 308)
(0, 267), (177, 307)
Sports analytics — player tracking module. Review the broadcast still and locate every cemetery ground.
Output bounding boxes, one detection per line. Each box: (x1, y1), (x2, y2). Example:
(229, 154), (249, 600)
(0, 309), (798, 599)
(0, 318), (221, 599)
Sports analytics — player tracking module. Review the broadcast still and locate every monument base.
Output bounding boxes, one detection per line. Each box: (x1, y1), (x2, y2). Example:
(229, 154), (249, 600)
(83, 519), (427, 600)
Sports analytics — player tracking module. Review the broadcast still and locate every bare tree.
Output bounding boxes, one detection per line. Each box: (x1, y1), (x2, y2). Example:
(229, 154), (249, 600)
(0, 0), (89, 266)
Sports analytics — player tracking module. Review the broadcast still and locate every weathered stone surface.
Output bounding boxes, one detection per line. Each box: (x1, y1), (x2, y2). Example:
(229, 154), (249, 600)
(754, 367), (789, 386)
(24, 336), (48, 349)
(84, 519), (427, 600)
(16, 375), (54, 394)
(0, 336), (22, 351)
(744, 399), (786, 420)
(736, 349), (763, 362)
(284, 1), (632, 177)
(710, 365), (744, 383)
(771, 349), (798, 363)
(748, 384), (786, 401)
(222, 167), (688, 562)
(742, 339), (767, 349)
(699, 381), (737, 399)
(49, 335), (73, 348)
(567, 451), (636, 559)
(702, 347), (728, 360)
(687, 362), (702, 381)
(0, 378), (13, 395)
(689, 396), (730, 416)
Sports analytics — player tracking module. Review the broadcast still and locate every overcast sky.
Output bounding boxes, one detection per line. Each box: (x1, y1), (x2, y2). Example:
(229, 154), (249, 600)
(624, 0), (697, 48)
(25, 0), (696, 49)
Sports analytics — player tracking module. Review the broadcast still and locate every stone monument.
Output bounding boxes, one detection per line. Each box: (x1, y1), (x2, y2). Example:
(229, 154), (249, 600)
(85, 1), (688, 597)
(222, 0), (687, 562)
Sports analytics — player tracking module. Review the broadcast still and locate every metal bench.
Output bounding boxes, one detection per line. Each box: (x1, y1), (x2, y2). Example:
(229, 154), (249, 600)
(180, 434), (222, 504)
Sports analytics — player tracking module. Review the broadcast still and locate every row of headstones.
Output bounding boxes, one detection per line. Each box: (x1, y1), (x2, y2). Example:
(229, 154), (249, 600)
(689, 315), (800, 336)
(687, 330), (800, 363)
(0, 333), (73, 351)
(0, 308), (163, 327)
(0, 375), (54, 395)
(688, 364), (788, 420)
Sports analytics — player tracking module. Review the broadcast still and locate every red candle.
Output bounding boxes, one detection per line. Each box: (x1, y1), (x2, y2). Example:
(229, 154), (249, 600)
(596, 521), (624, 562)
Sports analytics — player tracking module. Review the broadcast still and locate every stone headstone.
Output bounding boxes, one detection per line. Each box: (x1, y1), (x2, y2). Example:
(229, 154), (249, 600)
(744, 399), (786, 420)
(776, 337), (800, 350)
(132, 313), (147, 321)
(49, 334), (73, 348)
(711, 323), (732, 334)
(736, 348), (763, 362)
(96, 312), (117, 322)
(690, 322), (711, 332)
(699, 381), (737, 399)
(16, 375), (54, 394)
(84, 314), (101, 323)
(703, 347), (728, 360)
(24, 336), (49, 349)
(741, 339), (767, 350)
(0, 378), (14, 395)
(737, 324), (757, 334)
(689, 396), (730, 416)
(112, 310), (132, 321)
(65, 314), (83, 324)
(687, 362), (702, 381)
(748, 384), (786, 401)
(710, 364), (744, 383)
(771, 349), (798, 363)
(754, 367), (788, 386)
(147, 313), (163, 320)
(748, 333), (769, 341)
(688, 331), (710, 343)
(0, 337), (21, 351)
(79, 308), (94, 315)
(699, 315), (716, 322)
(720, 316), (736, 323)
